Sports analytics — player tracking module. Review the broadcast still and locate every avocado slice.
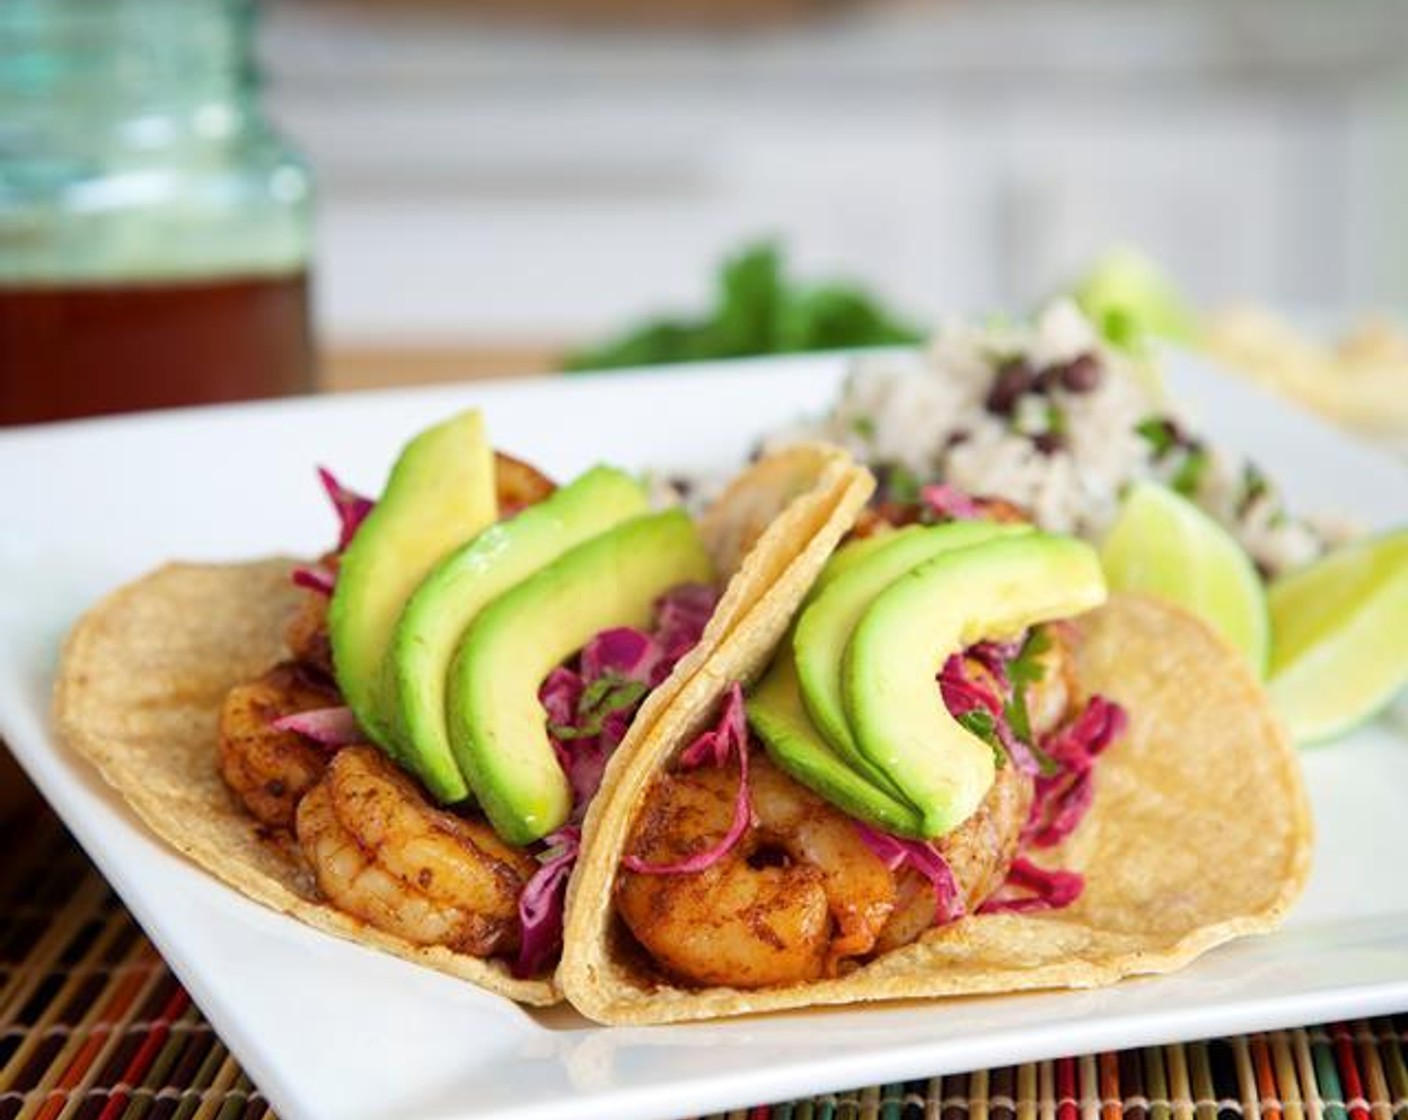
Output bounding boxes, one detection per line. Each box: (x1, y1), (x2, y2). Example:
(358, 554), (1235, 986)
(804, 528), (899, 600)
(449, 509), (715, 845)
(386, 465), (650, 802)
(794, 521), (1031, 799)
(844, 533), (1107, 838)
(330, 410), (497, 752)
(750, 643), (926, 837)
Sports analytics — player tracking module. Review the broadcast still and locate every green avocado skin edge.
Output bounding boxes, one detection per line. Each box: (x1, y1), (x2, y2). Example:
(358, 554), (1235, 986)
(447, 509), (715, 846)
(843, 533), (1107, 838)
(384, 466), (649, 803)
(792, 521), (1031, 805)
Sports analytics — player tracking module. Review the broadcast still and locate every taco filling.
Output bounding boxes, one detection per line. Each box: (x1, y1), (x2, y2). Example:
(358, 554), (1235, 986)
(611, 493), (1126, 990)
(199, 409), (872, 987)
(215, 439), (724, 978)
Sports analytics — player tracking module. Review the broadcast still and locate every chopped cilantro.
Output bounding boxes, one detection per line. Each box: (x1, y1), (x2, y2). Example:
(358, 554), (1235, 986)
(850, 414), (877, 440)
(1135, 415), (1177, 458)
(879, 462), (923, 505)
(549, 672), (649, 741)
(1170, 445), (1209, 498)
(1002, 628), (1051, 747)
(1045, 402), (1068, 437)
(1239, 463), (1270, 515)
(956, 708), (1006, 768)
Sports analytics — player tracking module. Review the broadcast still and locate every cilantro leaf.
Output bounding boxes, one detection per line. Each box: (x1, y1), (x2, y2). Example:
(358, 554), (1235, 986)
(549, 672), (649, 741)
(956, 709), (1006, 768)
(1170, 445), (1209, 498)
(1135, 415), (1177, 458)
(1003, 628), (1051, 748)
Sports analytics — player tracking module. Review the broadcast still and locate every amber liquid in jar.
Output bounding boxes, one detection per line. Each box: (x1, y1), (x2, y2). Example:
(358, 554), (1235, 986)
(0, 272), (315, 426)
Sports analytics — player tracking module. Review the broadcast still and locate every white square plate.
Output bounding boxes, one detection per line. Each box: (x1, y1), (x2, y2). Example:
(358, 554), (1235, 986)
(2, 353), (1406, 1120)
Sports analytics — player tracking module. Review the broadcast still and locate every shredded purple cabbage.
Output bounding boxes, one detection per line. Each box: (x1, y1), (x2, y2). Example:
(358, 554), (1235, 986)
(977, 856), (1085, 914)
(1022, 695), (1127, 849)
(935, 634), (1128, 918)
(921, 483), (982, 522)
(291, 564), (335, 597)
(511, 584), (719, 974)
(541, 584), (718, 823)
(512, 826), (580, 979)
(316, 466), (375, 551)
(855, 823), (965, 924)
(621, 682), (752, 877)
(938, 653), (1042, 775)
(270, 705), (364, 746)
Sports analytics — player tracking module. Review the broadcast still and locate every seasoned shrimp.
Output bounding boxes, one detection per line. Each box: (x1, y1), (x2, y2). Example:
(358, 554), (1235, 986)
(494, 451), (555, 517)
(873, 755), (1034, 954)
(616, 753), (897, 989)
(219, 662), (340, 828)
(285, 588), (333, 676)
(296, 746), (536, 958)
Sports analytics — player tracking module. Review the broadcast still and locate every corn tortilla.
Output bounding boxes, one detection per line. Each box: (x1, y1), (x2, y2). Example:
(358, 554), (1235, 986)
(560, 594), (1313, 1024)
(53, 445), (872, 1007)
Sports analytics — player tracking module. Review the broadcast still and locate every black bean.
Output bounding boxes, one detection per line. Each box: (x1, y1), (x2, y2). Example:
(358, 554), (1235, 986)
(1060, 352), (1102, 392)
(1033, 431), (1066, 455)
(985, 359), (1035, 415)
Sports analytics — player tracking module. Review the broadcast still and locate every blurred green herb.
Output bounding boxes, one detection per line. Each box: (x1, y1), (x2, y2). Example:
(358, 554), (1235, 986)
(565, 242), (923, 372)
(956, 709), (1006, 768)
(1170, 446), (1209, 498)
(1002, 628), (1051, 748)
(1135, 415), (1177, 458)
(877, 462), (923, 505)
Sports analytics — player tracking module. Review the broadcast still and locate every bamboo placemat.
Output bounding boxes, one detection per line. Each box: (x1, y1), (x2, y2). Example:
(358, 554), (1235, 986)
(1, 810), (1405, 1120)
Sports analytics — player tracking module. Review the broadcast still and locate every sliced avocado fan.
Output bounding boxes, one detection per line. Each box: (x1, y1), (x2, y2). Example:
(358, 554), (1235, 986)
(448, 509), (715, 845)
(843, 533), (1107, 837)
(386, 466), (650, 802)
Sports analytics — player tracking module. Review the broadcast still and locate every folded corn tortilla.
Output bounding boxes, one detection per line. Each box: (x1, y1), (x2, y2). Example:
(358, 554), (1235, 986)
(560, 594), (1313, 1024)
(53, 444), (874, 1006)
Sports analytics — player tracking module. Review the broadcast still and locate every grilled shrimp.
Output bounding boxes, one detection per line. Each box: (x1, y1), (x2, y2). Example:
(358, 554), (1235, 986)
(494, 451), (556, 517)
(296, 746), (536, 958)
(872, 762), (1034, 954)
(616, 753), (897, 989)
(285, 587), (333, 676)
(219, 662), (340, 828)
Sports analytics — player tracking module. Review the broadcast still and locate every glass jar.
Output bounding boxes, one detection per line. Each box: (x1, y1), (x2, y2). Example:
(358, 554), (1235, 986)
(0, 0), (315, 425)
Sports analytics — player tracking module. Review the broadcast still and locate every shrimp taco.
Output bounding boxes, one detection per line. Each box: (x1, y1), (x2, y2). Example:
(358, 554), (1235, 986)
(560, 487), (1312, 1024)
(54, 410), (872, 1006)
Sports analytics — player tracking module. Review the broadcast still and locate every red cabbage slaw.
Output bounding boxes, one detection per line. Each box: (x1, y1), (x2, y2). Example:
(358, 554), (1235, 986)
(513, 827), (580, 978)
(978, 856), (1085, 914)
(288, 468), (375, 597)
(1021, 695), (1127, 851)
(270, 706), (364, 746)
(514, 584), (719, 976)
(318, 466), (374, 551)
(620, 681), (752, 877)
(855, 823), (965, 923)
(921, 483), (983, 522)
(865, 630), (1129, 924)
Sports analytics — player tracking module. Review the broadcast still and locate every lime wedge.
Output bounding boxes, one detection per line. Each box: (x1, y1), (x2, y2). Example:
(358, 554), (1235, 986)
(1100, 481), (1270, 675)
(1266, 529), (1408, 744)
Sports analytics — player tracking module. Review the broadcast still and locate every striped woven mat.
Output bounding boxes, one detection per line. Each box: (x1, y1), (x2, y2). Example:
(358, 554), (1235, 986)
(2, 811), (1405, 1120)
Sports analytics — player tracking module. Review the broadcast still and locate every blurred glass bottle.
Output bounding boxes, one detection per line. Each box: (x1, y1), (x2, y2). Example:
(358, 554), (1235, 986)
(0, 0), (315, 425)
